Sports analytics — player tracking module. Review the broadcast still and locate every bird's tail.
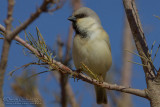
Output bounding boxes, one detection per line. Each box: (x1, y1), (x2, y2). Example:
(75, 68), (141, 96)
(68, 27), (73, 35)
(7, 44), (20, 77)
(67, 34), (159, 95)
(94, 85), (107, 104)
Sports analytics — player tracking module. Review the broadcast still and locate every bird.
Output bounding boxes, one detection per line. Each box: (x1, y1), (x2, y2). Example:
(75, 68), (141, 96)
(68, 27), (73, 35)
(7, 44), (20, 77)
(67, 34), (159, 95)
(68, 7), (112, 104)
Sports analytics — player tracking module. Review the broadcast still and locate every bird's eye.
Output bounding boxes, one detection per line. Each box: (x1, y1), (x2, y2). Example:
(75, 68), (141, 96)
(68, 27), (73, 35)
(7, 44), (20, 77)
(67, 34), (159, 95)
(75, 14), (87, 18)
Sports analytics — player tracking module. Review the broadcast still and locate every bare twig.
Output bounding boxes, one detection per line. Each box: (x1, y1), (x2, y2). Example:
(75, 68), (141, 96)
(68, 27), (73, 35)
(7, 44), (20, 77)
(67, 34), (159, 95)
(8, 0), (54, 40)
(153, 44), (160, 62)
(150, 41), (156, 55)
(0, 24), (5, 32)
(9, 62), (48, 76)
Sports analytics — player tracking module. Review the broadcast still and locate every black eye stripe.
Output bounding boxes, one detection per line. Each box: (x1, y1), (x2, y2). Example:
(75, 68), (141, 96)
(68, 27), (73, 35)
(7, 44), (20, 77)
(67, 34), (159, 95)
(75, 14), (87, 18)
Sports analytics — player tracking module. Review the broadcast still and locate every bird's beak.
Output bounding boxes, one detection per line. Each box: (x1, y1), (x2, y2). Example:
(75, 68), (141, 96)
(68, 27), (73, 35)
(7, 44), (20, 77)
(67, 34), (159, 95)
(68, 16), (76, 22)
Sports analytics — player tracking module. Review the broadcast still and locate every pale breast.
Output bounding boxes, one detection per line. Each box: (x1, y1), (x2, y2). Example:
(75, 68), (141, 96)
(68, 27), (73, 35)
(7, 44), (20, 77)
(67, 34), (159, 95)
(72, 34), (112, 79)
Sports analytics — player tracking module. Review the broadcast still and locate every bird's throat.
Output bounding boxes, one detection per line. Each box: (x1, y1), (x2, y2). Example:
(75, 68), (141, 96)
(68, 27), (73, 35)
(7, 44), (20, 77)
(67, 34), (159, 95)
(72, 23), (88, 38)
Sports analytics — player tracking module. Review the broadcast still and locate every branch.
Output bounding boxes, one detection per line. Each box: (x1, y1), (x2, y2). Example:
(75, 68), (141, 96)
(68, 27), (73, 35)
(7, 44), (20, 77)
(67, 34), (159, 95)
(123, 0), (155, 79)
(0, 0), (14, 107)
(52, 57), (147, 99)
(0, 24), (5, 32)
(75, 71), (147, 99)
(0, 24), (40, 56)
(0, 26), (148, 101)
(7, 0), (53, 40)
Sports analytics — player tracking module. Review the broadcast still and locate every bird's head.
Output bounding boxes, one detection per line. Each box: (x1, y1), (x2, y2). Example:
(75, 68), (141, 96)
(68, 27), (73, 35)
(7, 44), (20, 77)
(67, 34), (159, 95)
(68, 7), (102, 37)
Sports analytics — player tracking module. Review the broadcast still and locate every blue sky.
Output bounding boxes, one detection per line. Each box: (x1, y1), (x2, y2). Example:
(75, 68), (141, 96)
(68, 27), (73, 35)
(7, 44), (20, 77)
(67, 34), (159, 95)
(0, 0), (160, 107)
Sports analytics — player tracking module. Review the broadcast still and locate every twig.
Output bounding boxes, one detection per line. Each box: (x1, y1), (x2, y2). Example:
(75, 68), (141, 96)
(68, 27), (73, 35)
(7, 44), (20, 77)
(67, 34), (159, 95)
(128, 60), (147, 67)
(9, 62), (48, 76)
(153, 44), (160, 62)
(8, 0), (54, 40)
(26, 71), (49, 80)
(0, 24), (5, 32)
(150, 41), (156, 55)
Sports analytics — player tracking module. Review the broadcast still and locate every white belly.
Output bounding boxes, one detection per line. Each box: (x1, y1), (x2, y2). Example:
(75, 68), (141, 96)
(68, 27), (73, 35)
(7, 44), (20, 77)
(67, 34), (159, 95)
(72, 35), (112, 79)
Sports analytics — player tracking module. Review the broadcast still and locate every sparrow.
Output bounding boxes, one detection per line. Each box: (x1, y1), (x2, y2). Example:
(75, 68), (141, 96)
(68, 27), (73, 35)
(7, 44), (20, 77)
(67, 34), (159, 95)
(68, 7), (112, 104)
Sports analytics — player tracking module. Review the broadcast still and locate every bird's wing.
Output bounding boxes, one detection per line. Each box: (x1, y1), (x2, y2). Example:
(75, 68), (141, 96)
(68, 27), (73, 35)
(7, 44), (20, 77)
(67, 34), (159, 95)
(102, 30), (111, 52)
